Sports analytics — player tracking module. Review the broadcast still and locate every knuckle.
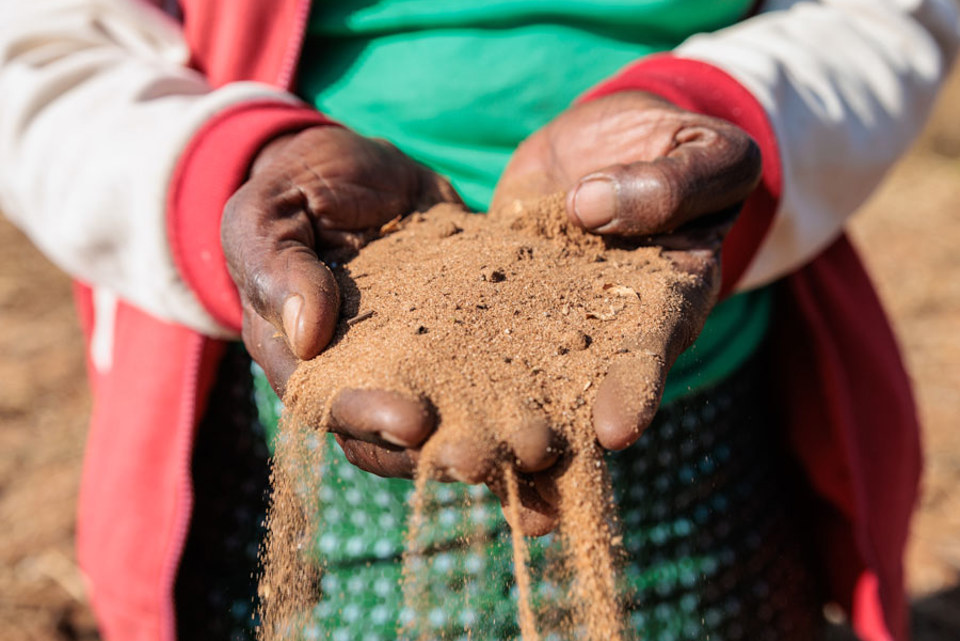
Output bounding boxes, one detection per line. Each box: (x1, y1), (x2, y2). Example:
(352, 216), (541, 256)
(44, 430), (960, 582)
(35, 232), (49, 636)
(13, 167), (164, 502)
(370, 446), (389, 473)
(644, 164), (683, 228)
(714, 125), (762, 176)
(243, 265), (274, 318)
(299, 181), (337, 218)
(340, 440), (366, 468)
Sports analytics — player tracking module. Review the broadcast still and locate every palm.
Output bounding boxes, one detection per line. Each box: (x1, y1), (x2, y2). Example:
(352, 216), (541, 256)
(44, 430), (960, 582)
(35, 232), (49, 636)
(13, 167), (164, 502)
(492, 90), (762, 451)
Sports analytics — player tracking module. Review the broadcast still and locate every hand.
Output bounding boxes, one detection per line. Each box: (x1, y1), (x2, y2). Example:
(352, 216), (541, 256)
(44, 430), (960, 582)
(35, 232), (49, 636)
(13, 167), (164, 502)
(486, 90), (762, 533)
(222, 126), (461, 470)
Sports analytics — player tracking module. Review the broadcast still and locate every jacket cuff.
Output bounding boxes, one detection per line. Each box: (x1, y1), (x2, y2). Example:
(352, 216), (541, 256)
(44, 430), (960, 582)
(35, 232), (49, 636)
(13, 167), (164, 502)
(580, 54), (782, 296)
(167, 101), (336, 334)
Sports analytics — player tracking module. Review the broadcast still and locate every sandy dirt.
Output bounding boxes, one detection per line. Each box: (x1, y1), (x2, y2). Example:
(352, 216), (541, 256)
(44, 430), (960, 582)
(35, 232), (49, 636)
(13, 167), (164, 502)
(0, 217), (95, 639)
(2, 70), (959, 640)
(269, 197), (675, 640)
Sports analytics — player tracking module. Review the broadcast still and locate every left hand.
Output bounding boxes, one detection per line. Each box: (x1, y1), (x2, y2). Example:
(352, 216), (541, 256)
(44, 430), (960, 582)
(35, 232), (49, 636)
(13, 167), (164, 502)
(222, 126), (463, 476)
(485, 90), (763, 534)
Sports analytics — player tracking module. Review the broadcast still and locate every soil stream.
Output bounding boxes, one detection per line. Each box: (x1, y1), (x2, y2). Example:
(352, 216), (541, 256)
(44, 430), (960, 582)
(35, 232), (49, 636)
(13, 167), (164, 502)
(260, 195), (698, 640)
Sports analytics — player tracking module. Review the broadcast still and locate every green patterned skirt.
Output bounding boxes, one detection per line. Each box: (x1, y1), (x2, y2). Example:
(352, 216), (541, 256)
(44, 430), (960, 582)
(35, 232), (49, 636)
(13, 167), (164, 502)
(174, 345), (823, 641)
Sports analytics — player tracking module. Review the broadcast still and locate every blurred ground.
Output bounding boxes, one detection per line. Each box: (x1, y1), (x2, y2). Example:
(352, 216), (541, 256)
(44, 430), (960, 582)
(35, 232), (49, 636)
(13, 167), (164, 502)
(2, 71), (959, 641)
(855, 69), (960, 598)
(842, 66), (960, 640)
(0, 211), (95, 637)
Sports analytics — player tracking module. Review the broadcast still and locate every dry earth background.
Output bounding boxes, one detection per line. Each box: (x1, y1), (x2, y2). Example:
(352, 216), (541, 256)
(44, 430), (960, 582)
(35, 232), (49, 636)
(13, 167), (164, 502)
(1, 69), (959, 640)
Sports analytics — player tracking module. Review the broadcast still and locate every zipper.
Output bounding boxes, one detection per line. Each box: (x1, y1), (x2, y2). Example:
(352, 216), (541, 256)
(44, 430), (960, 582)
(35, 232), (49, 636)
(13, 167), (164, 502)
(278, 0), (313, 90)
(159, 3), (312, 638)
(160, 334), (206, 641)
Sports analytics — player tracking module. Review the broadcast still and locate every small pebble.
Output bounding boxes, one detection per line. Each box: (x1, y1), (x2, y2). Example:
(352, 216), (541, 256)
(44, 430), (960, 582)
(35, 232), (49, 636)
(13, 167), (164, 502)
(559, 329), (590, 353)
(482, 268), (506, 283)
(436, 221), (462, 238)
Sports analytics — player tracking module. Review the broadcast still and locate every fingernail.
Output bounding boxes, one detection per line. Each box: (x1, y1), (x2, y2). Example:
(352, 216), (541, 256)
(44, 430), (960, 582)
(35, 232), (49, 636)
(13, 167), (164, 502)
(282, 295), (304, 353)
(572, 177), (616, 230)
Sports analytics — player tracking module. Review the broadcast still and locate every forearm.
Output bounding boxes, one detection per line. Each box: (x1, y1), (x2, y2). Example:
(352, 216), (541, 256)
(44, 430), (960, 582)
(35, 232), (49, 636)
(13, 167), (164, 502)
(679, 0), (960, 288)
(583, 0), (959, 292)
(0, 0), (325, 335)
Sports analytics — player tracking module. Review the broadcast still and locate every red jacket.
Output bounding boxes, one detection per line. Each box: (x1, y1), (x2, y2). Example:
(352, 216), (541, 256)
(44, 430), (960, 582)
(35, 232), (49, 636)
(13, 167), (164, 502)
(70, 2), (921, 640)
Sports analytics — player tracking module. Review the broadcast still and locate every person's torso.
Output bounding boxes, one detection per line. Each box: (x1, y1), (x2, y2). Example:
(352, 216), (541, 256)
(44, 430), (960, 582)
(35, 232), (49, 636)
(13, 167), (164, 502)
(299, 0), (753, 206)
(297, 0), (769, 404)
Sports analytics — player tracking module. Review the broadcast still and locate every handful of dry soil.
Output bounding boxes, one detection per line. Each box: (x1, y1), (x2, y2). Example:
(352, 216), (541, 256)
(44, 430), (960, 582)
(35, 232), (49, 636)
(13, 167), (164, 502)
(259, 195), (699, 641)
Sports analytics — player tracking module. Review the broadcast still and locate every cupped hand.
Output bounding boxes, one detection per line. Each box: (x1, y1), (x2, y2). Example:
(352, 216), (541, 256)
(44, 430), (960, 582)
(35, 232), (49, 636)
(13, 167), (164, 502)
(485, 90), (762, 533)
(223, 125), (460, 466)
(333, 402), (562, 536)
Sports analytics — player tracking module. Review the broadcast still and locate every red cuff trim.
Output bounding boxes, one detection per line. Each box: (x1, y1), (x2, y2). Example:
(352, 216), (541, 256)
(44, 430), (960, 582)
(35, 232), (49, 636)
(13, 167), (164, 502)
(580, 54), (782, 296)
(167, 102), (336, 333)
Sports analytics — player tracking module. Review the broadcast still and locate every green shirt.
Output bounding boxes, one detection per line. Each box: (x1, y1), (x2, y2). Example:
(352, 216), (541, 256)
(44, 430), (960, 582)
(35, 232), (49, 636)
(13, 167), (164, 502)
(297, 0), (771, 402)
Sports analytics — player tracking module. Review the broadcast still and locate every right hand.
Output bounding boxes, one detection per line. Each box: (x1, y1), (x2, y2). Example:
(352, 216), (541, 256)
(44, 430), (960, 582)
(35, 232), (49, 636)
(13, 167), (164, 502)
(224, 126), (559, 517)
(487, 91), (762, 535)
(222, 125), (460, 468)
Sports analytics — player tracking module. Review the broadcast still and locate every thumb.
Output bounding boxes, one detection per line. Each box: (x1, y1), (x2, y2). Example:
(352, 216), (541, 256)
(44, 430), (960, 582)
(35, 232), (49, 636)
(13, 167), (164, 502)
(243, 243), (341, 361)
(223, 183), (341, 361)
(567, 123), (761, 236)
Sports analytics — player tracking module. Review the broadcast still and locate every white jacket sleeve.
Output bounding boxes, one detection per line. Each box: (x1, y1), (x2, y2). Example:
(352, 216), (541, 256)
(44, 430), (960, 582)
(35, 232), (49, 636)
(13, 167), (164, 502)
(676, 0), (960, 289)
(0, 0), (304, 336)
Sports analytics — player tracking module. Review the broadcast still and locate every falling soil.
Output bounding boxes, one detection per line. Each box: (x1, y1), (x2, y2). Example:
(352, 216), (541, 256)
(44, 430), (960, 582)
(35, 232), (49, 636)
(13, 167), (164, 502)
(259, 194), (701, 640)
(503, 464), (540, 641)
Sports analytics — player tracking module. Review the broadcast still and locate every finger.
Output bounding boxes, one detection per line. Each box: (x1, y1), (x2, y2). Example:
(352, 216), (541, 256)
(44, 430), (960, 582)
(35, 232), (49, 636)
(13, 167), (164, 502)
(430, 430), (499, 485)
(592, 352), (669, 451)
(336, 434), (463, 482)
(265, 130), (417, 232)
(663, 247), (722, 283)
(653, 209), (738, 254)
(309, 161), (462, 234)
(223, 183), (341, 360)
(315, 228), (377, 251)
(335, 434), (418, 479)
(504, 414), (562, 474)
(329, 388), (436, 448)
(488, 471), (559, 537)
(532, 470), (561, 507)
(567, 123), (761, 236)
(301, 132), (462, 230)
(242, 305), (299, 398)
(414, 166), (465, 211)
(593, 256), (718, 451)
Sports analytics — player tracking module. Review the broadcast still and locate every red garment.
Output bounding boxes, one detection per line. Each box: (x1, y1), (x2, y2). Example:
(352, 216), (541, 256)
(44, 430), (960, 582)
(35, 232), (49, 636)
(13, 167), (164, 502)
(73, 2), (920, 640)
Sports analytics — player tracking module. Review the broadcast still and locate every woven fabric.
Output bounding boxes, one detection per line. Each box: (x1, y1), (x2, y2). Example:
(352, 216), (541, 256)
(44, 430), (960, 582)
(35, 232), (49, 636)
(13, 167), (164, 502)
(175, 345), (823, 640)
